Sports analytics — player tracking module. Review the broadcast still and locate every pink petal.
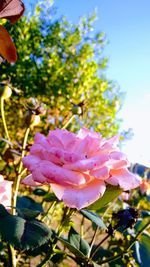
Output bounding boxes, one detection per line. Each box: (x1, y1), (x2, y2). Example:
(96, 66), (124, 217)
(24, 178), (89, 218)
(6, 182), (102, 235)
(63, 154), (109, 171)
(90, 166), (109, 180)
(77, 127), (102, 139)
(108, 159), (129, 169)
(30, 143), (82, 164)
(100, 135), (119, 152)
(21, 174), (42, 186)
(110, 151), (127, 160)
(32, 160), (87, 186)
(106, 168), (141, 190)
(34, 132), (47, 144)
(73, 135), (101, 157)
(48, 129), (77, 150)
(22, 155), (41, 171)
(51, 179), (106, 209)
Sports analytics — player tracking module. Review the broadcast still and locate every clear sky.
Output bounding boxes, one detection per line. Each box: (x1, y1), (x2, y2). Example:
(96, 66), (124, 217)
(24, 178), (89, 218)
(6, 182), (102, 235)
(25, 0), (150, 166)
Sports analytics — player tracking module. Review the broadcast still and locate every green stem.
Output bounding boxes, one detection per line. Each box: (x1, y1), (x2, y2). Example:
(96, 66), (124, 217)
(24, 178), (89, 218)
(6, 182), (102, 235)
(62, 115), (75, 129)
(88, 226), (99, 258)
(7, 245), (17, 267)
(99, 220), (150, 265)
(41, 201), (56, 222)
(12, 127), (30, 214)
(91, 233), (110, 259)
(1, 97), (10, 141)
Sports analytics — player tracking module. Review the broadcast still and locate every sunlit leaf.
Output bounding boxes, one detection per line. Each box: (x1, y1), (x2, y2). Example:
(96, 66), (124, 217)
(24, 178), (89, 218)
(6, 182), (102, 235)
(88, 185), (122, 210)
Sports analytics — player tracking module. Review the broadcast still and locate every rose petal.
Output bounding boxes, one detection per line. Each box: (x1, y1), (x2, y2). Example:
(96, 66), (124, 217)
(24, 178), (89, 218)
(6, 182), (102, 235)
(31, 160), (87, 186)
(106, 168), (141, 190)
(73, 135), (101, 157)
(63, 154), (109, 171)
(77, 127), (102, 139)
(0, 25), (17, 62)
(90, 166), (109, 180)
(48, 129), (77, 150)
(51, 179), (106, 209)
(23, 155), (41, 171)
(110, 151), (127, 160)
(21, 174), (42, 186)
(100, 135), (119, 152)
(108, 159), (129, 169)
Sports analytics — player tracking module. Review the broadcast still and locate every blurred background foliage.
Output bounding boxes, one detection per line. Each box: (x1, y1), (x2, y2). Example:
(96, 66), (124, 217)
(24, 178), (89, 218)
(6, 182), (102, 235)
(0, 0), (123, 143)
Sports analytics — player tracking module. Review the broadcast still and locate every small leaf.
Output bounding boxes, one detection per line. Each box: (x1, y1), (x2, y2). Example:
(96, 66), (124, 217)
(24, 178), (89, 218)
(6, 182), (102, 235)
(80, 209), (106, 229)
(88, 185), (122, 210)
(0, 25), (17, 63)
(68, 227), (90, 256)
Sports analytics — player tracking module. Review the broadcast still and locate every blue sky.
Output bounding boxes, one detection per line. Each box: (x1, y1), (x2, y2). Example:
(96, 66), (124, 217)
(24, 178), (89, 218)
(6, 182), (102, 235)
(25, 0), (150, 165)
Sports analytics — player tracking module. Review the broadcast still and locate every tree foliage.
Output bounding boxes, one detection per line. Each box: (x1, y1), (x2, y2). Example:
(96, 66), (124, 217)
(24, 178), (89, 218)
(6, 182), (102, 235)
(0, 0), (122, 138)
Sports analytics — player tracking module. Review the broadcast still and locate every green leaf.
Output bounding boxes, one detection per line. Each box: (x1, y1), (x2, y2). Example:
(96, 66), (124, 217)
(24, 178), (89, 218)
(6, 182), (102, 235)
(17, 196), (43, 219)
(133, 232), (150, 267)
(135, 218), (150, 232)
(80, 209), (106, 229)
(68, 227), (90, 256)
(88, 185), (122, 210)
(0, 204), (52, 250)
(58, 236), (86, 258)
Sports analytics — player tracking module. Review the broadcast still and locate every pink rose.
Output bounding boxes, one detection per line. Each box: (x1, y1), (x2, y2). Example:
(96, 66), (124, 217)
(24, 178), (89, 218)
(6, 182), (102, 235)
(22, 128), (140, 209)
(0, 175), (12, 208)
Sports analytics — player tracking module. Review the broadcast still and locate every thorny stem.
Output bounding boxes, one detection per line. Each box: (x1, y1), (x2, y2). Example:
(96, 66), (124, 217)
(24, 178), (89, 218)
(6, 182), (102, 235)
(98, 219), (150, 265)
(1, 97), (10, 141)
